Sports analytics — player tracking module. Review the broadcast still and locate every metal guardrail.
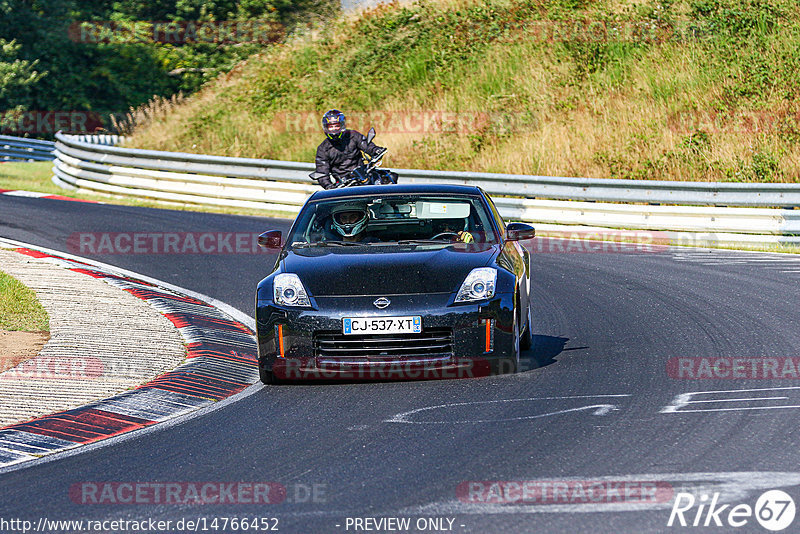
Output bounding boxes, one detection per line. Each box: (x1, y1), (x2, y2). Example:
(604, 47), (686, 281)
(1, 134), (121, 162)
(53, 133), (317, 213)
(400, 169), (800, 208)
(490, 198), (800, 236)
(51, 132), (800, 246)
(0, 135), (55, 162)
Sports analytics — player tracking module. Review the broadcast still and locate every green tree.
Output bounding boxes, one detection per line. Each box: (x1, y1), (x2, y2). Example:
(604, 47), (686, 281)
(0, 39), (44, 111)
(0, 0), (337, 136)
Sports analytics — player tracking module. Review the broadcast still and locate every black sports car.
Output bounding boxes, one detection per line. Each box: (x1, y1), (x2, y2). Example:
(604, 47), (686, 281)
(255, 184), (535, 383)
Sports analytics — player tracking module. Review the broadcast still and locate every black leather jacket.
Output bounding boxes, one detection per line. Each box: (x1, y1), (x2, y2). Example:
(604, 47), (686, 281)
(314, 130), (385, 189)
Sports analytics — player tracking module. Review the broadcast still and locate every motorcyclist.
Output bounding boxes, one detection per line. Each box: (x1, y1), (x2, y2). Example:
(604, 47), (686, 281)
(314, 109), (388, 190)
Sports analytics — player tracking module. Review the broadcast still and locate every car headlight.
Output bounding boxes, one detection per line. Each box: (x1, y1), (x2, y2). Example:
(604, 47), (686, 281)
(274, 273), (311, 307)
(455, 267), (497, 302)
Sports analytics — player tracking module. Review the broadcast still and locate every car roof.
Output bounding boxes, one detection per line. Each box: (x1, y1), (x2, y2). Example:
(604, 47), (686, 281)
(309, 183), (484, 201)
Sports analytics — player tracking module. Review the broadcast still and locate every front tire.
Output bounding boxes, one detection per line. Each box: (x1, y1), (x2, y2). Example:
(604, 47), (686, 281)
(520, 302), (533, 351)
(506, 312), (520, 374)
(259, 364), (280, 385)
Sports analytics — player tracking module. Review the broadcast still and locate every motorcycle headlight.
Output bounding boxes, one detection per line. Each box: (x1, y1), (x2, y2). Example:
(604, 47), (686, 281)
(455, 268), (497, 302)
(274, 273), (311, 307)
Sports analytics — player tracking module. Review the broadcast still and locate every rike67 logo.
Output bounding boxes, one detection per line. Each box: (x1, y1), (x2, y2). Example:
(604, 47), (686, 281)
(668, 490), (796, 531)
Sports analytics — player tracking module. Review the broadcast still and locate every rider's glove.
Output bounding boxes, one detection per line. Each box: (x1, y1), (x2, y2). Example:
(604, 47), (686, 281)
(318, 175), (335, 189)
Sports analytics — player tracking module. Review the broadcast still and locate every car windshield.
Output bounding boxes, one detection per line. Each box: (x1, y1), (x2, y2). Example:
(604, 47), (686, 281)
(287, 195), (499, 247)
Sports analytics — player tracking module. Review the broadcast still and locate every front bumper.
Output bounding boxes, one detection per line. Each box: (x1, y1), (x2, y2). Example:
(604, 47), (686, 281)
(256, 292), (516, 380)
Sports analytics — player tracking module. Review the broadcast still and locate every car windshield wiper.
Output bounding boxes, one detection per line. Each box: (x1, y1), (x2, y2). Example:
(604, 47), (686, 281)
(291, 241), (366, 248)
(323, 241), (366, 246)
(395, 239), (451, 245)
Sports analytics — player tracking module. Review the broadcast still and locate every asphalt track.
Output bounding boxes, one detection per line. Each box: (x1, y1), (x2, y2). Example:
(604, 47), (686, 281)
(2, 194), (800, 533)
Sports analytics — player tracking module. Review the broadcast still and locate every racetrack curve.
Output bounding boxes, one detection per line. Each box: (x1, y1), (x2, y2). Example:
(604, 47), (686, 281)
(3, 195), (800, 533)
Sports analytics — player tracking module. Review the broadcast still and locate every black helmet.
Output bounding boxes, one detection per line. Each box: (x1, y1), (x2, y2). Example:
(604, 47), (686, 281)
(322, 109), (346, 140)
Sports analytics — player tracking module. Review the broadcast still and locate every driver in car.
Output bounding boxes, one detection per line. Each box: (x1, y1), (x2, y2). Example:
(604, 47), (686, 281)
(314, 109), (388, 190)
(330, 204), (379, 243)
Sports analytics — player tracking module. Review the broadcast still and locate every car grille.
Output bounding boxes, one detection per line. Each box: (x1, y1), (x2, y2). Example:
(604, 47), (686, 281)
(314, 328), (453, 361)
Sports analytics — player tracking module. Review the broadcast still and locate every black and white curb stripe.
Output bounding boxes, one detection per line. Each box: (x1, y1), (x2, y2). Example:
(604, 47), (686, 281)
(0, 240), (258, 468)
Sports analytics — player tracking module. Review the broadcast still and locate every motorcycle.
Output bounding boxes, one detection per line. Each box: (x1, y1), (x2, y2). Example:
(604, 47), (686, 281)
(309, 128), (398, 189)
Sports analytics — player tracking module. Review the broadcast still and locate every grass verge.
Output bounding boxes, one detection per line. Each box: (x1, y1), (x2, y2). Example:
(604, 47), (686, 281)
(0, 269), (49, 332)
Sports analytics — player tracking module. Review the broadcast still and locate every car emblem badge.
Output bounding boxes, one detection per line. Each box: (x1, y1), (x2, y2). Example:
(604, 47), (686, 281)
(374, 297), (391, 309)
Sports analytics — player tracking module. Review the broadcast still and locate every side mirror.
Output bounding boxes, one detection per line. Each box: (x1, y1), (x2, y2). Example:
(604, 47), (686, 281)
(309, 171), (326, 181)
(366, 127), (376, 145)
(258, 230), (283, 249)
(505, 222), (536, 241)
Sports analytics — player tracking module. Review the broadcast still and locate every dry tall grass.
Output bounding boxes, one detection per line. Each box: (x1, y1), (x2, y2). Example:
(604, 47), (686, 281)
(126, 0), (800, 182)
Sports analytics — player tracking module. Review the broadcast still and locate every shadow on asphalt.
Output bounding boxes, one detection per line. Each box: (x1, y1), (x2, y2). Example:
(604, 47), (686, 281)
(520, 334), (574, 371)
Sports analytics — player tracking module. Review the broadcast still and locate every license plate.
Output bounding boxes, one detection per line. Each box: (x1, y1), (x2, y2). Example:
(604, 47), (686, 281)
(342, 316), (422, 335)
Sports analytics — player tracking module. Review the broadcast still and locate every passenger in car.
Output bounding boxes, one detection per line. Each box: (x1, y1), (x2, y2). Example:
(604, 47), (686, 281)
(432, 218), (474, 243)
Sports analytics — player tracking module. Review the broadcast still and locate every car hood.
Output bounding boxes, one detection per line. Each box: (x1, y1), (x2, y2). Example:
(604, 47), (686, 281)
(282, 244), (498, 296)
